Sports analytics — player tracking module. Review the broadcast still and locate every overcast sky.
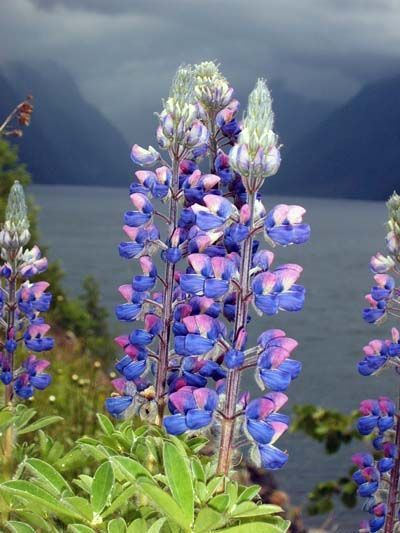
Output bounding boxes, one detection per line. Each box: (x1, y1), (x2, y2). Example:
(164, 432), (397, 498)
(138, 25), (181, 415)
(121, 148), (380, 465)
(1, 0), (400, 141)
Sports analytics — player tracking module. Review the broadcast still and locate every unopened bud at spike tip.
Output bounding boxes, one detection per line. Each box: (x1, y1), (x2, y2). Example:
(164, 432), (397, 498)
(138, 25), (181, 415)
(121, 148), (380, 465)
(0, 180), (31, 250)
(229, 78), (280, 183)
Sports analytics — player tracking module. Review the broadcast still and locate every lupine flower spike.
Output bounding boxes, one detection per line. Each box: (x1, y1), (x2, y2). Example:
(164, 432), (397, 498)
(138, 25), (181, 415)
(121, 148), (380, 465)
(106, 62), (310, 479)
(353, 192), (400, 533)
(0, 181), (53, 404)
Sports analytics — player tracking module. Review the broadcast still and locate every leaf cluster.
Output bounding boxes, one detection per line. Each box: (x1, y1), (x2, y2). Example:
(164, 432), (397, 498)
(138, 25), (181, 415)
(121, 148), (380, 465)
(0, 411), (289, 532)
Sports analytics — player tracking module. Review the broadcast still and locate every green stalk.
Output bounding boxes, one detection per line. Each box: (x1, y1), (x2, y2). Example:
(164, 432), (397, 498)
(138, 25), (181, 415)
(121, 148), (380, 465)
(217, 186), (256, 476)
(154, 157), (180, 425)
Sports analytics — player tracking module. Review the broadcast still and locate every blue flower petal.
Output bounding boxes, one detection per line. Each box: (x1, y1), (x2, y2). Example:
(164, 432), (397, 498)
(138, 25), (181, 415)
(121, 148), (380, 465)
(258, 444), (288, 470)
(186, 408), (212, 430)
(164, 414), (188, 435)
(246, 419), (274, 445)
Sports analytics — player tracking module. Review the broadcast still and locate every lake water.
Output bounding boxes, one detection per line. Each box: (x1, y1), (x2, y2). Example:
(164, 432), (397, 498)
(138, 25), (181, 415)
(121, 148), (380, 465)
(32, 184), (396, 531)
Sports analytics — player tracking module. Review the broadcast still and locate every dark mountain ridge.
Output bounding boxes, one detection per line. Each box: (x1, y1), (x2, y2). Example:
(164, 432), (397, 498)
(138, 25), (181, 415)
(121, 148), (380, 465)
(1, 61), (131, 187)
(268, 73), (400, 200)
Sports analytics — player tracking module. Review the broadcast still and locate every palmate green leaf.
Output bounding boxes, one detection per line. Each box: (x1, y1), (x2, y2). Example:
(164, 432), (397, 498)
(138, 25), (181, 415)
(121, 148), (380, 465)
(194, 507), (226, 532)
(55, 448), (88, 472)
(209, 494), (230, 513)
(205, 476), (224, 499)
(236, 484), (260, 504)
(221, 522), (288, 533)
(195, 480), (207, 502)
(107, 517), (127, 533)
(91, 462), (114, 515)
(64, 496), (94, 521)
(0, 409), (13, 428)
(13, 406), (36, 429)
(126, 518), (147, 532)
(191, 457), (205, 482)
(147, 518), (167, 533)
(97, 413), (115, 436)
(231, 502), (283, 518)
(185, 436), (208, 453)
(109, 456), (152, 482)
(46, 440), (65, 464)
(163, 441), (194, 526)
(6, 521), (35, 533)
(17, 416), (63, 435)
(73, 474), (93, 495)
(138, 478), (192, 530)
(67, 526), (96, 533)
(0, 481), (83, 521)
(77, 443), (110, 463)
(101, 484), (137, 519)
(25, 458), (72, 496)
(10, 511), (54, 532)
(226, 481), (238, 508)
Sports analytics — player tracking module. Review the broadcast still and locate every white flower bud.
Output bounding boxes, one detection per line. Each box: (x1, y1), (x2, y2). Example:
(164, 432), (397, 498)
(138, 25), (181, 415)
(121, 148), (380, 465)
(0, 180), (30, 251)
(194, 61), (233, 111)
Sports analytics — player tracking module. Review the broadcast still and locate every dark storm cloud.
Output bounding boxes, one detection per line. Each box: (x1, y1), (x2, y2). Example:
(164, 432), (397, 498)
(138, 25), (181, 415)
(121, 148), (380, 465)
(29, 0), (141, 13)
(1, 0), (400, 142)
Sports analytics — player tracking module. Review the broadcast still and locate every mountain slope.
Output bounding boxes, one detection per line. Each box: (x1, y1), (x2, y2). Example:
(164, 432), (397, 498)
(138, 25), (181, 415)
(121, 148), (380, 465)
(1, 62), (131, 187)
(269, 80), (336, 150)
(268, 74), (400, 200)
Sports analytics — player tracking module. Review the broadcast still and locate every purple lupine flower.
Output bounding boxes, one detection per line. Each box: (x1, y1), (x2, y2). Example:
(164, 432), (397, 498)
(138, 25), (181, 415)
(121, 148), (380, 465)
(352, 464), (380, 498)
(0, 181), (53, 401)
(363, 274), (396, 324)
(164, 386), (218, 435)
(167, 356), (225, 393)
(0, 352), (12, 385)
(180, 253), (237, 298)
(216, 99), (241, 142)
(357, 397), (395, 436)
(130, 144), (160, 166)
(264, 204), (311, 246)
(352, 193), (400, 533)
(358, 328), (400, 376)
(119, 224), (160, 260)
(360, 503), (387, 533)
(191, 195), (238, 231)
(14, 355), (51, 399)
(182, 170), (220, 204)
(107, 64), (309, 480)
(252, 264), (305, 315)
(174, 314), (223, 357)
(134, 166), (171, 199)
(19, 245), (48, 278)
(245, 392), (289, 470)
(24, 322), (54, 352)
(370, 253), (395, 274)
(257, 329), (301, 391)
(124, 193), (154, 228)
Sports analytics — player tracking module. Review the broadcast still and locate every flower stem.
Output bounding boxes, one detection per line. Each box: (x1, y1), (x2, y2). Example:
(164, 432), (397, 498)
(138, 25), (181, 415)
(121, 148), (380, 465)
(208, 113), (218, 173)
(3, 254), (17, 479)
(154, 158), (179, 425)
(217, 187), (256, 476)
(385, 403), (400, 533)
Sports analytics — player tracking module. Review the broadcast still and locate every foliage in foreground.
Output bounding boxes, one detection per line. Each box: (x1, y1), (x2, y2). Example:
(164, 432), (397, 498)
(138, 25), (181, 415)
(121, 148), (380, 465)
(0, 407), (289, 532)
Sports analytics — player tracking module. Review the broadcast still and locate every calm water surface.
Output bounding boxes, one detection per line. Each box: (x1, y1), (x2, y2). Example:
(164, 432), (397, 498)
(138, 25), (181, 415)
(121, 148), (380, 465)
(32, 184), (394, 531)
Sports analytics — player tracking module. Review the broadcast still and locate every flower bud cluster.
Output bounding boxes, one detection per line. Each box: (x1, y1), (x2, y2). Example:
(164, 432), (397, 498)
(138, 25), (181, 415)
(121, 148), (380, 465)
(194, 61), (233, 112)
(230, 79), (280, 185)
(0, 181), (30, 250)
(157, 65), (208, 154)
(386, 192), (400, 257)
